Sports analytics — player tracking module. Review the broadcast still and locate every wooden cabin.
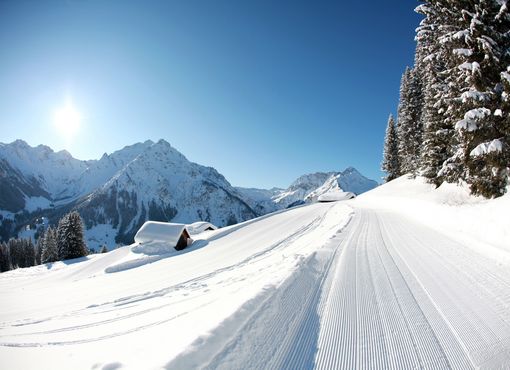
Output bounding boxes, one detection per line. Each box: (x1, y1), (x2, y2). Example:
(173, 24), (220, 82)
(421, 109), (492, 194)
(134, 221), (194, 251)
(187, 221), (218, 235)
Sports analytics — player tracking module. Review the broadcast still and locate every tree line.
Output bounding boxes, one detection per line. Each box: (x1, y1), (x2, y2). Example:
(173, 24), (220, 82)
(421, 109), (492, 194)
(0, 211), (103, 273)
(383, 0), (510, 198)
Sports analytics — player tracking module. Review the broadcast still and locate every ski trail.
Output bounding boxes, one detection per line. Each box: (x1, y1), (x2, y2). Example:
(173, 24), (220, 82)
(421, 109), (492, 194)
(166, 205), (510, 370)
(316, 207), (510, 369)
(165, 223), (352, 370)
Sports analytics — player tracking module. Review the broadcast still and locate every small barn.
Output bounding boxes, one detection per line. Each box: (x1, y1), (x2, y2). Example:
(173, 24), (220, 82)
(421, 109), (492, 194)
(317, 191), (356, 202)
(187, 221), (218, 235)
(134, 221), (193, 251)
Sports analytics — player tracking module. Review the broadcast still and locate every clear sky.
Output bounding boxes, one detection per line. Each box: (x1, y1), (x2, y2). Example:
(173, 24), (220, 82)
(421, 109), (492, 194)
(0, 0), (421, 189)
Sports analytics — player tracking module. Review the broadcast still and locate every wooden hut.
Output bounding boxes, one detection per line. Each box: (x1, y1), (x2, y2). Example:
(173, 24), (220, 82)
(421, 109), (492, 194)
(134, 221), (193, 251)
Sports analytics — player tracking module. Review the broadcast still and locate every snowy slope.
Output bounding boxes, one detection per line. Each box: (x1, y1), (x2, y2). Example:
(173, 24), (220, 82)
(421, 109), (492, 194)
(355, 175), (510, 251)
(0, 202), (353, 370)
(1, 177), (510, 369)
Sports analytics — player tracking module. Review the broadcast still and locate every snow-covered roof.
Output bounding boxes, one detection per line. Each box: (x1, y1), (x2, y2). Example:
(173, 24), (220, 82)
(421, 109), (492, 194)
(134, 221), (189, 245)
(317, 191), (356, 202)
(186, 221), (217, 235)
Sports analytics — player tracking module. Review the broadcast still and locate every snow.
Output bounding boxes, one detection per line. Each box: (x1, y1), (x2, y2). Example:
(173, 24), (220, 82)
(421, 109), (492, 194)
(461, 90), (490, 102)
(355, 176), (510, 252)
(186, 221), (217, 235)
(0, 202), (353, 370)
(84, 224), (118, 252)
(133, 221), (190, 249)
(453, 48), (473, 56)
(502, 71), (510, 83)
(317, 191), (355, 202)
(454, 118), (478, 131)
(458, 61), (480, 73)
(2, 177), (510, 369)
(455, 108), (491, 131)
(470, 139), (503, 157)
(23, 196), (52, 212)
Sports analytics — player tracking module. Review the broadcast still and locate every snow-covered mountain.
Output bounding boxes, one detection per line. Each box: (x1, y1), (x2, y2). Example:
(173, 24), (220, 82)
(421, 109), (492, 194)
(73, 140), (256, 244)
(0, 140), (256, 246)
(0, 139), (376, 248)
(238, 167), (378, 210)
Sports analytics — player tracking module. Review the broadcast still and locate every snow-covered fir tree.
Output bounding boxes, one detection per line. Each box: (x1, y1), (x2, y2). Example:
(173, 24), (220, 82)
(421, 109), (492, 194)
(439, 0), (510, 197)
(415, 1), (453, 186)
(387, 0), (510, 197)
(382, 114), (400, 181)
(0, 242), (10, 272)
(22, 239), (35, 268)
(397, 67), (424, 176)
(7, 239), (21, 269)
(57, 211), (88, 260)
(35, 236), (43, 265)
(41, 227), (59, 264)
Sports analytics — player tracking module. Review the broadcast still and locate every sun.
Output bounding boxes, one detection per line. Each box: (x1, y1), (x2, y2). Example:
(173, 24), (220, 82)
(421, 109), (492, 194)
(54, 100), (81, 141)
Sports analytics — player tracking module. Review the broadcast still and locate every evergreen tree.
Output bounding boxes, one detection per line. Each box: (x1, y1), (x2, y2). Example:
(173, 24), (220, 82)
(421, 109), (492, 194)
(41, 227), (59, 264)
(438, 0), (509, 196)
(57, 212), (88, 260)
(0, 242), (10, 272)
(382, 114), (400, 181)
(35, 236), (43, 265)
(8, 239), (21, 269)
(397, 67), (424, 175)
(100, 245), (108, 253)
(23, 239), (35, 268)
(415, 1), (453, 186)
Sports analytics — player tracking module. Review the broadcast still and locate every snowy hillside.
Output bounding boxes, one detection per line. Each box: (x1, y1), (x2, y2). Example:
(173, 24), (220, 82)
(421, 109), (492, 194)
(0, 202), (353, 370)
(1, 176), (509, 369)
(356, 175), (510, 251)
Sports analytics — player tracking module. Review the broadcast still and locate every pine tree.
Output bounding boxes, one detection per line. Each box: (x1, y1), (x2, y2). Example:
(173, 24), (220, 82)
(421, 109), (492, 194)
(437, 0), (509, 196)
(0, 242), (10, 272)
(415, 1), (453, 186)
(397, 67), (424, 176)
(41, 227), (59, 264)
(100, 245), (108, 253)
(57, 212), (88, 260)
(8, 239), (21, 269)
(35, 236), (43, 265)
(382, 114), (400, 181)
(23, 239), (35, 268)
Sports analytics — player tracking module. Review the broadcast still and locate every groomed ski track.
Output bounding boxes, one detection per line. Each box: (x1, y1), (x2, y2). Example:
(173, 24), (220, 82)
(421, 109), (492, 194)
(169, 206), (510, 370)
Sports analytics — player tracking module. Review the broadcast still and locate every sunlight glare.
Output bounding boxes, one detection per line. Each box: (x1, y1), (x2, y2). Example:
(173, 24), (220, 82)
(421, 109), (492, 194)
(54, 100), (81, 141)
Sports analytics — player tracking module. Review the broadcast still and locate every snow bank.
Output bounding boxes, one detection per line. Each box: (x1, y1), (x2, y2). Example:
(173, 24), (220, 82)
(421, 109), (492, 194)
(317, 191), (355, 202)
(186, 221), (217, 235)
(355, 176), (510, 252)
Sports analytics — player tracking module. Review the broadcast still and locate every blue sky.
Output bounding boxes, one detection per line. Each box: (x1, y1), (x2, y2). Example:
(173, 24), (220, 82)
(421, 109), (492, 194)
(0, 0), (421, 188)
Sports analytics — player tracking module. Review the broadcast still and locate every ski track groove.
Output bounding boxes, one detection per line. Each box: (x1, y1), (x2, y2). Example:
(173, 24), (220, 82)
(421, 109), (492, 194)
(382, 214), (510, 367)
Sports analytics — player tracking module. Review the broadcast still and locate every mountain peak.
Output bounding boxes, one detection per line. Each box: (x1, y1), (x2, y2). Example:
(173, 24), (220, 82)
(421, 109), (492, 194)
(11, 139), (30, 149)
(342, 166), (359, 175)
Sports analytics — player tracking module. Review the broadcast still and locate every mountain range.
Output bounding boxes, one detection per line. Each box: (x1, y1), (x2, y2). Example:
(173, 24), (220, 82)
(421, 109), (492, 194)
(0, 139), (377, 249)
